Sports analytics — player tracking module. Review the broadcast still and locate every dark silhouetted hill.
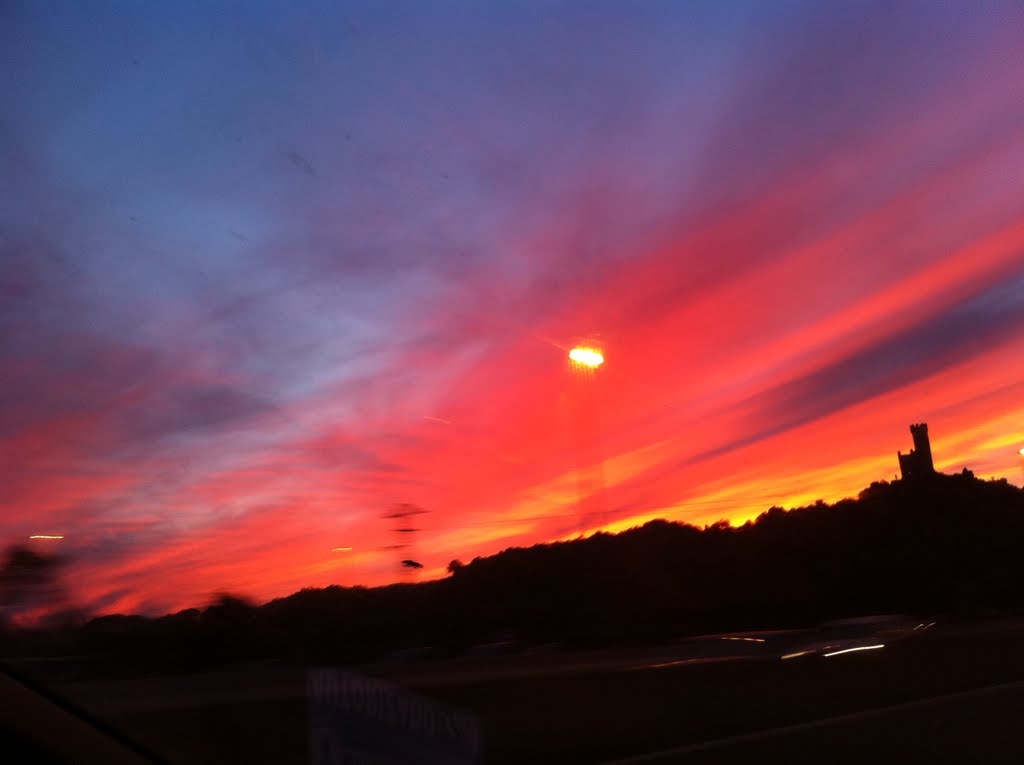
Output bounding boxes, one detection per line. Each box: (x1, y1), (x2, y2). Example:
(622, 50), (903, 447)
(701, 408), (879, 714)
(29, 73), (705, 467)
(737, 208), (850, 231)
(5, 471), (1023, 672)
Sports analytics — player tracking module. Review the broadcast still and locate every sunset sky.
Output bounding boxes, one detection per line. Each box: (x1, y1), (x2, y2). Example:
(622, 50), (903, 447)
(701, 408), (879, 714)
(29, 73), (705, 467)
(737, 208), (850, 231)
(3, 1), (1024, 616)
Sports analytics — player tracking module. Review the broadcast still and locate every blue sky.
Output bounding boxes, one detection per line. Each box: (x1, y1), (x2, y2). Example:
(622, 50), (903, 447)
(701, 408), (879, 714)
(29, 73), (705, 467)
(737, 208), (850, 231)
(2, 1), (1023, 615)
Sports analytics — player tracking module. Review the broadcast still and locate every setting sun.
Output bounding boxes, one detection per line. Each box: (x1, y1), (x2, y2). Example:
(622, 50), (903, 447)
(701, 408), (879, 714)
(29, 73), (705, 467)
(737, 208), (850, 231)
(569, 347), (605, 368)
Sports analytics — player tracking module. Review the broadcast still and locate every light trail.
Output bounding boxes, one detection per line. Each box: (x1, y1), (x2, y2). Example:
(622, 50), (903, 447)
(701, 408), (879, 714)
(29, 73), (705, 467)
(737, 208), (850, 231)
(823, 644), (885, 657)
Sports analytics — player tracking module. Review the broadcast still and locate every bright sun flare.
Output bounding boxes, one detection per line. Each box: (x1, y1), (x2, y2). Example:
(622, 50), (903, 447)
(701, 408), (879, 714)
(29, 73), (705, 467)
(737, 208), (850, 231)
(569, 347), (604, 368)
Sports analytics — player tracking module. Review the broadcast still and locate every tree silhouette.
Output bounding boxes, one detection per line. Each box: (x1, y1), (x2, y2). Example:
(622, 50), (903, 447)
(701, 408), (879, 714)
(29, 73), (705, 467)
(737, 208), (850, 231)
(0, 544), (67, 624)
(7, 472), (1024, 673)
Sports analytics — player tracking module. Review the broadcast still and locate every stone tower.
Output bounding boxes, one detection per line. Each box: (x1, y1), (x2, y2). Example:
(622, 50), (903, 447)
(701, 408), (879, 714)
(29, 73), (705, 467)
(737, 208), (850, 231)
(897, 422), (935, 480)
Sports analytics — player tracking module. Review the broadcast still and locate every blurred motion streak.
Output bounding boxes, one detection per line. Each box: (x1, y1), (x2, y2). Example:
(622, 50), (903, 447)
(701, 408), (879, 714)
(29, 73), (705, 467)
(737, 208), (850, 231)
(823, 644), (886, 657)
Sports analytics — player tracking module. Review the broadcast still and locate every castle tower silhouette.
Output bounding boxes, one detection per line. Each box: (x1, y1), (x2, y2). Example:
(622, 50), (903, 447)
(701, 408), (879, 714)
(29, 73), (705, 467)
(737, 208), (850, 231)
(898, 423), (935, 480)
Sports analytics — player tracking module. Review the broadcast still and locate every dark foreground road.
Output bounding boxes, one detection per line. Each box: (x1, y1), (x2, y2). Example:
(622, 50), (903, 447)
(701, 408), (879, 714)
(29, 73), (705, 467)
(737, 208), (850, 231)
(20, 618), (1024, 764)
(596, 680), (1024, 765)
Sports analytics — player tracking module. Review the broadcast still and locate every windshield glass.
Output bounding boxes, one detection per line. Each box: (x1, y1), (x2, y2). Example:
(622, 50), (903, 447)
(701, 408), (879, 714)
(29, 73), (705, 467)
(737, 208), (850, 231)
(3, 2), (1024, 764)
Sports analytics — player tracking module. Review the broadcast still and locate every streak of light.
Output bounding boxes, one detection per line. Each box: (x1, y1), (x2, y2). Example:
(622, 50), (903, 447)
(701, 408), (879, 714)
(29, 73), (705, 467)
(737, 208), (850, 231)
(823, 644), (885, 657)
(331, 547), (353, 552)
(569, 347), (604, 368)
(781, 650), (814, 660)
(638, 656), (751, 670)
(721, 636), (766, 643)
(29, 535), (64, 540)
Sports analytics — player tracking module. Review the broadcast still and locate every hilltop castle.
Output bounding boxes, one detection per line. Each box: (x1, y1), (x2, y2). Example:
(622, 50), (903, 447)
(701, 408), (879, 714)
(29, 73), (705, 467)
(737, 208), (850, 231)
(898, 423), (935, 480)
